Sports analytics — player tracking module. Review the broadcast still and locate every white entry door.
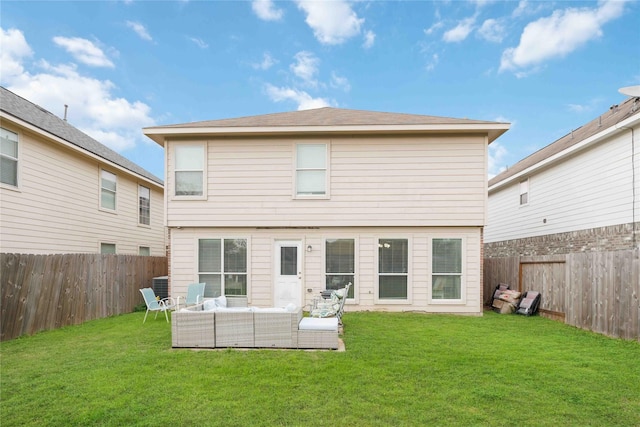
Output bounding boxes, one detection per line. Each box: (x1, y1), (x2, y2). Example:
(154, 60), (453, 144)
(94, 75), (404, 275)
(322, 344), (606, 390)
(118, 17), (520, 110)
(274, 240), (302, 308)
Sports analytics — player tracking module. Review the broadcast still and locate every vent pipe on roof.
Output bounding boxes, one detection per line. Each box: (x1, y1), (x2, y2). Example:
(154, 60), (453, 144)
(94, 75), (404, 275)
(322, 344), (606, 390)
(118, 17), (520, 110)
(63, 104), (68, 121)
(598, 116), (602, 127)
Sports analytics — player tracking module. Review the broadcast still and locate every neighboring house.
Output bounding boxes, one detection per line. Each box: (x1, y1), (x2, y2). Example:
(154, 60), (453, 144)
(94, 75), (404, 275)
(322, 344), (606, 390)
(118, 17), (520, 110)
(143, 107), (509, 314)
(485, 95), (640, 256)
(0, 87), (165, 256)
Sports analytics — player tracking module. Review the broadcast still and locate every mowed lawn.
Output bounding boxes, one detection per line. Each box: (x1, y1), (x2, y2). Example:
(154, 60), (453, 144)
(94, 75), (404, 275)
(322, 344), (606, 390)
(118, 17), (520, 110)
(1, 310), (639, 426)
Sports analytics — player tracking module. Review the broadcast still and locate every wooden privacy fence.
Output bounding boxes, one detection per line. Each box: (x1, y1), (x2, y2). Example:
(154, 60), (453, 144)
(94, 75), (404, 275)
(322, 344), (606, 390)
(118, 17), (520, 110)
(484, 249), (640, 341)
(1, 253), (168, 341)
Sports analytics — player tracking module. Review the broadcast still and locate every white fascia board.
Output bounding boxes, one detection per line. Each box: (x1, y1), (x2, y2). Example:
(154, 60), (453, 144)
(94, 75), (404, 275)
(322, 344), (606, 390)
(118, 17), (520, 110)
(1, 112), (163, 190)
(488, 113), (640, 194)
(144, 123), (510, 146)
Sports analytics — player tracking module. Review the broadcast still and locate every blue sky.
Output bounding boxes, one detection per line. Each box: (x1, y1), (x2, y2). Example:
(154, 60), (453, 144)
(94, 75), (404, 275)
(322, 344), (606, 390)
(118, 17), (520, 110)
(1, 0), (638, 180)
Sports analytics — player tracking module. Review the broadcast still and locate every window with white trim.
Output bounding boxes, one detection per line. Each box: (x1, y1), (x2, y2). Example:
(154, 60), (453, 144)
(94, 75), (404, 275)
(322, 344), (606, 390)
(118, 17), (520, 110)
(325, 239), (355, 299)
(519, 179), (529, 205)
(139, 246), (150, 256)
(101, 243), (116, 254)
(0, 127), (18, 187)
(198, 239), (247, 297)
(378, 238), (408, 300)
(432, 238), (462, 300)
(138, 185), (150, 225)
(295, 143), (327, 196)
(175, 145), (204, 196)
(100, 170), (117, 210)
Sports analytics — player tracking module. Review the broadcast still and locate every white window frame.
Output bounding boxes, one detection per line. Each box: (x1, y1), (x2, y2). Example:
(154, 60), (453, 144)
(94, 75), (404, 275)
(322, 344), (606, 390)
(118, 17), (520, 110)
(294, 142), (330, 199)
(100, 169), (117, 212)
(197, 238), (249, 298)
(429, 237), (466, 304)
(173, 143), (206, 199)
(519, 178), (529, 206)
(375, 237), (411, 304)
(0, 126), (19, 189)
(324, 238), (356, 301)
(138, 185), (151, 226)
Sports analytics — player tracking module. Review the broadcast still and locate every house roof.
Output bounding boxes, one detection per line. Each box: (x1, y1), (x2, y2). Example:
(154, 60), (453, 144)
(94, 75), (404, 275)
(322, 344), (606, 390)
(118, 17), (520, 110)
(489, 95), (640, 189)
(143, 107), (510, 145)
(0, 86), (163, 187)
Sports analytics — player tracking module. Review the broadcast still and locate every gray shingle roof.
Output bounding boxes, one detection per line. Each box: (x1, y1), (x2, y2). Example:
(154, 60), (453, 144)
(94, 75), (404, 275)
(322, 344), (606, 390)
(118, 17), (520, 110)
(157, 107), (502, 128)
(0, 86), (162, 186)
(489, 96), (640, 187)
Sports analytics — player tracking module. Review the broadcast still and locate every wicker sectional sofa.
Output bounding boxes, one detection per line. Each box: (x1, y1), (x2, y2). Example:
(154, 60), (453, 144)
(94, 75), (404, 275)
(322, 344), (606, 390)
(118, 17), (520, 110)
(171, 297), (339, 350)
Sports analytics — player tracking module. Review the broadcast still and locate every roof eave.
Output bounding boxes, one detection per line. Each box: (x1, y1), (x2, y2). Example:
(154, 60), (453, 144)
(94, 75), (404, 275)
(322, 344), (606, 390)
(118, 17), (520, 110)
(143, 123), (510, 146)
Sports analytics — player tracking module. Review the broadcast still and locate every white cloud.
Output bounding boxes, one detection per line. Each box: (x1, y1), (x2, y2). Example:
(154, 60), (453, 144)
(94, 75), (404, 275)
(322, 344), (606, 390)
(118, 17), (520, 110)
(126, 21), (153, 41)
(252, 0), (284, 21)
(363, 30), (375, 49)
(488, 141), (508, 178)
(0, 28), (33, 81)
(330, 72), (351, 92)
(188, 37), (209, 49)
(264, 83), (331, 110)
(1, 28), (155, 153)
(478, 18), (505, 43)
(443, 17), (476, 43)
(500, 0), (625, 73)
(252, 52), (277, 70)
(424, 21), (444, 36)
(296, 0), (364, 45)
(53, 36), (114, 68)
(290, 51), (320, 87)
(425, 53), (439, 72)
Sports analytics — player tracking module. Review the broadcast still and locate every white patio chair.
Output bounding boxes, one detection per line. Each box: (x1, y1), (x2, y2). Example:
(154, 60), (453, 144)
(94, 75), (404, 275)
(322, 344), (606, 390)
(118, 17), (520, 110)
(139, 288), (176, 323)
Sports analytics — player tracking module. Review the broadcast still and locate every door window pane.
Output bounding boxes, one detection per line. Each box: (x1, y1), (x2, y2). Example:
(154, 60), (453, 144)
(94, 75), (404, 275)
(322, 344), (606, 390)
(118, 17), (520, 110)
(280, 247), (298, 276)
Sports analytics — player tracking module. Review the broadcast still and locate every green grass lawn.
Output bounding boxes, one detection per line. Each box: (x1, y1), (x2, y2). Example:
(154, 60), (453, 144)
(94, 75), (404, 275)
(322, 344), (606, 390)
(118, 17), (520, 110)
(1, 311), (639, 426)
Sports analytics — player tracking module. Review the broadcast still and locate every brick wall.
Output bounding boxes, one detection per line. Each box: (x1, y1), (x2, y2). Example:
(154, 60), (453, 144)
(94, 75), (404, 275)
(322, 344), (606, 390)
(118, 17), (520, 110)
(485, 222), (639, 258)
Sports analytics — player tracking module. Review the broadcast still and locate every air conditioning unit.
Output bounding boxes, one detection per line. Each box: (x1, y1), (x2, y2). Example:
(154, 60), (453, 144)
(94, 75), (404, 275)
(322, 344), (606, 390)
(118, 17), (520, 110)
(152, 276), (169, 300)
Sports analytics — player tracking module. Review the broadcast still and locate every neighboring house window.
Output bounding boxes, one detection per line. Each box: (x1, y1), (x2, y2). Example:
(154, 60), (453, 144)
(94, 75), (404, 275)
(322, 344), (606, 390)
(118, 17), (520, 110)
(175, 145), (204, 196)
(139, 246), (150, 256)
(1, 127), (18, 187)
(138, 185), (150, 225)
(325, 239), (355, 298)
(432, 238), (462, 300)
(378, 238), (408, 300)
(296, 143), (327, 196)
(198, 238), (247, 297)
(100, 170), (117, 210)
(101, 243), (116, 254)
(519, 179), (529, 205)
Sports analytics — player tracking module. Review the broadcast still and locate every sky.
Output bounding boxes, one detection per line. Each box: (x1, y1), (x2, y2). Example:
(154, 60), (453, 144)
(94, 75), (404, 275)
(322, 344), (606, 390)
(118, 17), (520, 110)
(1, 0), (639, 180)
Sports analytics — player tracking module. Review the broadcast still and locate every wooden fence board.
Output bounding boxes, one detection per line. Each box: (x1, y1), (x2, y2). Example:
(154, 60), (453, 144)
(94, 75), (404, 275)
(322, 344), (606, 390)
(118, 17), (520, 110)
(1, 253), (167, 341)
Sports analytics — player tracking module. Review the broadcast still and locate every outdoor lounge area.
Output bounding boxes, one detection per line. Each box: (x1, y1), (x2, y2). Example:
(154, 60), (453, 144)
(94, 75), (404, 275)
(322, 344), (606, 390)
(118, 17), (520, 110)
(171, 296), (341, 350)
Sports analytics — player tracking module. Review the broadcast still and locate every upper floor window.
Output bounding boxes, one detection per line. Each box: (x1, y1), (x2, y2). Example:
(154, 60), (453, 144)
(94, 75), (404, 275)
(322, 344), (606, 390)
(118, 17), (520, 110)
(432, 238), (462, 300)
(295, 143), (327, 197)
(175, 145), (204, 196)
(1, 127), (18, 187)
(519, 179), (529, 205)
(326, 239), (355, 299)
(100, 170), (117, 210)
(378, 238), (408, 300)
(138, 185), (150, 225)
(198, 238), (247, 297)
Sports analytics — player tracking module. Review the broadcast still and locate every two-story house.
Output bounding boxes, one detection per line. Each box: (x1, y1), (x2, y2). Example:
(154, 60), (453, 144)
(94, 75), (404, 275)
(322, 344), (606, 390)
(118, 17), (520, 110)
(0, 86), (165, 256)
(144, 107), (509, 313)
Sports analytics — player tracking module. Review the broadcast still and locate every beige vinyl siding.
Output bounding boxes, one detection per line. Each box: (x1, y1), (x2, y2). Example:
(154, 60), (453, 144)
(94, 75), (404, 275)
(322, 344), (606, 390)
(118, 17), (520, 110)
(485, 127), (639, 243)
(170, 226), (482, 314)
(0, 123), (165, 255)
(166, 135), (487, 228)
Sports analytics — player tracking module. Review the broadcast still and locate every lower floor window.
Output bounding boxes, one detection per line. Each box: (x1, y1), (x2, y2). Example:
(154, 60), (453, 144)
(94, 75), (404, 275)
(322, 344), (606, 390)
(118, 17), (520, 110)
(198, 238), (247, 297)
(325, 239), (355, 298)
(100, 243), (116, 254)
(138, 246), (150, 256)
(378, 238), (408, 299)
(432, 238), (462, 300)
